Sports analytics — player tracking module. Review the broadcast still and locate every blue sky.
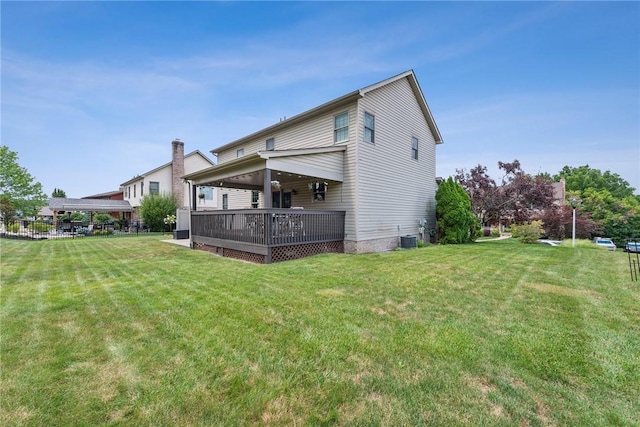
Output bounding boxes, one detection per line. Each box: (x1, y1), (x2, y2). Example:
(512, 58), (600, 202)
(2, 1), (639, 198)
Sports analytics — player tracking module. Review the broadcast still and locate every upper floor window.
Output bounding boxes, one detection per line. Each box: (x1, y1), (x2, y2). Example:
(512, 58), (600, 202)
(411, 137), (419, 160)
(133, 184), (136, 198)
(222, 194), (229, 210)
(237, 148), (244, 158)
(126, 186), (130, 198)
(141, 182), (144, 197)
(334, 112), (349, 143)
(149, 181), (160, 195)
(364, 112), (375, 144)
(251, 190), (259, 208)
(266, 138), (275, 151)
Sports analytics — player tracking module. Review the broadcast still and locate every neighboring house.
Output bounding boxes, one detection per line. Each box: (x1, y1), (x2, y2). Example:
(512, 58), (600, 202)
(120, 140), (217, 219)
(184, 70), (443, 263)
(82, 190), (126, 220)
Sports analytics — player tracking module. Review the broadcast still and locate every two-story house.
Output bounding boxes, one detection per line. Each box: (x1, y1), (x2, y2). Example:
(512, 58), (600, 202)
(184, 70), (443, 263)
(121, 140), (217, 220)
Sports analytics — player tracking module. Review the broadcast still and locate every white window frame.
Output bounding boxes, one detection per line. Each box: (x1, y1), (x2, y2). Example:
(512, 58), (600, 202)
(364, 112), (375, 144)
(334, 112), (349, 143)
(236, 148), (244, 158)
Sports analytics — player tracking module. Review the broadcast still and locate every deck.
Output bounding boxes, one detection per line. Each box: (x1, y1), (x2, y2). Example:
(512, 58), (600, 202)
(191, 209), (345, 263)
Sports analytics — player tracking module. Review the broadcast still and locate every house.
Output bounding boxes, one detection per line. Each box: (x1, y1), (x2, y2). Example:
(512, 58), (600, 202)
(82, 190), (127, 220)
(183, 70), (443, 263)
(120, 140), (217, 220)
(41, 197), (133, 226)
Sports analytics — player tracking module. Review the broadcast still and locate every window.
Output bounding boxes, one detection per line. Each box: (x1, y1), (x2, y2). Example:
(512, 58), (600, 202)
(251, 190), (259, 208)
(199, 186), (213, 200)
(272, 191), (281, 208)
(149, 181), (160, 195)
(222, 194), (228, 210)
(127, 186), (130, 198)
(364, 112), (375, 143)
(141, 182), (144, 197)
(283, 192), (292, 209)
(312, 182), (326, 202)
(266, 138), (275, 151)
(411, 137), (419, 160)
(133, 184), (136, 198)
(334, 112), (349, 143)
(237, 148), (244, 158)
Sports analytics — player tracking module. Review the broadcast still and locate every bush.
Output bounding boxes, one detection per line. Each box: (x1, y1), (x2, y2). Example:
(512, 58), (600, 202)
(7, 223), (20, 233)
(436, 177), (480, 244)
(27, 222), (53, 233)
(511, 220), (544, 244)
(139, 194), (178, 232)
(490, 228), (501, 237)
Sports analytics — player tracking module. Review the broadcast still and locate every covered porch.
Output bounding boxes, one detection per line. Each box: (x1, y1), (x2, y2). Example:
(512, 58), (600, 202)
(184, 146), (347, 263)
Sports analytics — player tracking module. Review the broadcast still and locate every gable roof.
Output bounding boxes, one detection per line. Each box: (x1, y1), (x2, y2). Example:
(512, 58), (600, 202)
(210, 70), (443, 155)
(120, 150), (214, 186)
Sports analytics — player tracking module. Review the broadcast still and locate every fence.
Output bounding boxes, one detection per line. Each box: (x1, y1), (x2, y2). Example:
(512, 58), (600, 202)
(0, 219), (163, 241)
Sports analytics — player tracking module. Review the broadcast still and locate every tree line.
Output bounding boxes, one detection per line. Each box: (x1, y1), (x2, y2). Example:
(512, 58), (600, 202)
(436, 160), (639, 245)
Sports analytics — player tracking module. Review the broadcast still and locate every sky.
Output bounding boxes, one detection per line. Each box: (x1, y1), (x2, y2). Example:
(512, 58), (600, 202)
(2, 1), (639, 198)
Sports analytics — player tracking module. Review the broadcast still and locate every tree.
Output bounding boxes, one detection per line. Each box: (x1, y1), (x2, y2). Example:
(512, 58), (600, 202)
(0, 195), (17, 228)
(0, 146), (48, 217)
(456, 159), (555, 226)
(497, 160), (556, 223)
(553, 165), (639, 245)
(554, 165), (635, 199)
(435, 177), (480, 244)
(52, 188), (67, 198)
(539, 205), (600, 240)
(138, 194), (178, 232)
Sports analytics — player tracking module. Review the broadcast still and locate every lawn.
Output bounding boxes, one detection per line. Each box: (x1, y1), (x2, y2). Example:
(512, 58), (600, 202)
(1, 236), (638, 426)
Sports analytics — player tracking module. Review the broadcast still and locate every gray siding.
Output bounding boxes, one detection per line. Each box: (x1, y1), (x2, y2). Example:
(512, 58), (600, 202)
(355, 77), (438, 244)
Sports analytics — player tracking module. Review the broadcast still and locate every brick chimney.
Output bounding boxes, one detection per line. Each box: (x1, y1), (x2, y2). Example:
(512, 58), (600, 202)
(171, 139), (185, 208)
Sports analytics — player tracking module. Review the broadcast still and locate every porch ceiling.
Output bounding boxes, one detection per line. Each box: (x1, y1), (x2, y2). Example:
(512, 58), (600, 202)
(187, 146), (345, 190)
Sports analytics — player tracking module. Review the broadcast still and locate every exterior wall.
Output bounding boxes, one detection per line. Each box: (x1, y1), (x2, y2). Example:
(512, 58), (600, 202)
(208, 74), (439, 254)
(185, 155), (217, 209)
(218, 188), (255, 209)
(123, 178), (146, 208)
(354, 77), (438, 248)
(124, 154), (217, 210)
(216, 103), (358, 241)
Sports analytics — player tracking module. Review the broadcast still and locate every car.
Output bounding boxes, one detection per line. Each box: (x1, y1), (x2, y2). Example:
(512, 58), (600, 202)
(593, 238), (616, 251)
(624, 242), (640, 253)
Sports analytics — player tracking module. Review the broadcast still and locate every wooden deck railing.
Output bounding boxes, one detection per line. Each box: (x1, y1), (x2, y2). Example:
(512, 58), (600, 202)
(191, 209), (345, 247)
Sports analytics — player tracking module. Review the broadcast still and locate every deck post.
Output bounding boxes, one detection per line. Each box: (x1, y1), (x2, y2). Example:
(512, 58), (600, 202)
(263, 168), (272, 209)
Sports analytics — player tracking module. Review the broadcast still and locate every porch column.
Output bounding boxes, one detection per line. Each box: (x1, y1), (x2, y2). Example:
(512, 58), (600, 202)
(191, 183), (197, 211)
(263, 168), (272, 208)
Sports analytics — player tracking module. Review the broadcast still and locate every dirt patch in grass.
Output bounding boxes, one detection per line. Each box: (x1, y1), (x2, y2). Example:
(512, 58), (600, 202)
(0, 406), (34, 425)
(525, 283), (602, 298)
(316, 288), (346, 298)
(261, 395), (304, 426)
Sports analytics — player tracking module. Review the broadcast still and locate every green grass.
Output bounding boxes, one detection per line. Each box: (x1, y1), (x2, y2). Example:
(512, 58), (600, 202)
(1, 236), (638, 426)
